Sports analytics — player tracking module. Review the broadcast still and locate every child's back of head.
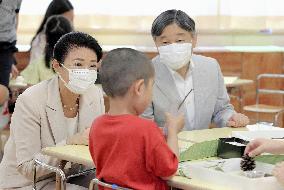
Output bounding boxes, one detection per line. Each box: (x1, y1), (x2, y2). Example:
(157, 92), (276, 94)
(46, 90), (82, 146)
(100, 48), (154, 98)
(100, 48), (155, 115)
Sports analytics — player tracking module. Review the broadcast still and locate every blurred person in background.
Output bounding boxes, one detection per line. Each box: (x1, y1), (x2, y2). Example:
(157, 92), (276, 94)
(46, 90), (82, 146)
(0, 0), (22, 87)
(0, 84), (9, 130)
(28, 0), (74, 65)
(21, 15), (73, 85)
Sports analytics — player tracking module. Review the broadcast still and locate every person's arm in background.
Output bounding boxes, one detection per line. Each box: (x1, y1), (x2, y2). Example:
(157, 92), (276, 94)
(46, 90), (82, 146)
(211, 60), (249, 128)
(245, 138), (284, 157)
(0, 84), (9, 105)
(11, 0), (22, 79)
(15, 0), (22, 30)
(16, 13), (19, 29)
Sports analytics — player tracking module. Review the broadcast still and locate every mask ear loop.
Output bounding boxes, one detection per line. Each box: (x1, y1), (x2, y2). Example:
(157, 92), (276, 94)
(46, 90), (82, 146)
(56, 62), (70, 85)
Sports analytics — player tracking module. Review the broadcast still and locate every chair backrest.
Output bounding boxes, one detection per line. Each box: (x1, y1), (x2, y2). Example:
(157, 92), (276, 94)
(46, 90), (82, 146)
(255, 74), (284, 104)
(89, 178), (132, 190)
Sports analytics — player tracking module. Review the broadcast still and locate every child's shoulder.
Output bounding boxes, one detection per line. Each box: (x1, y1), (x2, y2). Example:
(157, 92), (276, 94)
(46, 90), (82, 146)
(135, 117), (162, 134)
(91, 115), (107, 129)
(135, 116), (158, 127)
(92, 114), (106, 123)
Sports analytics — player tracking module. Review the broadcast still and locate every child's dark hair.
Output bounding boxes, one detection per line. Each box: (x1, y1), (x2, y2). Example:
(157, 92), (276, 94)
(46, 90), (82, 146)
(100, 48), (155, 97)
(53, 31), (103, 64)
(44, 15), (73, 69)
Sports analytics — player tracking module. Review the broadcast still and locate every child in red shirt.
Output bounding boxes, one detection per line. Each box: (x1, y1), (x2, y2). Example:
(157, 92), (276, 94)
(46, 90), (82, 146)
(89, 48), (184, 190)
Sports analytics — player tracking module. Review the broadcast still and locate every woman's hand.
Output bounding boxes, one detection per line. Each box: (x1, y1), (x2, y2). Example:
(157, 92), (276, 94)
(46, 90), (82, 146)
(66, 128), (90, 145)
(244, 138), (284, 157)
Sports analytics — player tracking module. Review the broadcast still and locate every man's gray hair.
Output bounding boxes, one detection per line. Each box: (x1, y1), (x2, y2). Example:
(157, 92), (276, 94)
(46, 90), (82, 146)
(151, 9), (196, 37)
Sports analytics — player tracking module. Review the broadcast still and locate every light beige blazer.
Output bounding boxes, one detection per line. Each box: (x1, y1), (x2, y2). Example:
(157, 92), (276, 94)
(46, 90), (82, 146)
(0, 76), (104, 189)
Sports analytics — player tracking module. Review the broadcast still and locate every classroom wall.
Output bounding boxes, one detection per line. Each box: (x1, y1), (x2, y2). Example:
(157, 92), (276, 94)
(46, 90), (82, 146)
(15, 48), (284, 126)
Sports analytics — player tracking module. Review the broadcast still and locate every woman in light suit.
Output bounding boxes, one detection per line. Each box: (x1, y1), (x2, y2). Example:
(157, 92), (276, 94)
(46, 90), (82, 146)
(0, 32), (105, 189)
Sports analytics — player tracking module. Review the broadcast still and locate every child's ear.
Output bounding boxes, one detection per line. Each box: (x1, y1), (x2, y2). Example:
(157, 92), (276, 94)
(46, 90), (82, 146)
(97, 60), (102, 69)
(52, 59), (60, 72)
(133, 79), (145, 96)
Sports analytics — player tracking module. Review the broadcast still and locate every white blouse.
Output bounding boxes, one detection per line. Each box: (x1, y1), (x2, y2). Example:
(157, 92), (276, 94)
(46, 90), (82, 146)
(65, 114), (78, 137)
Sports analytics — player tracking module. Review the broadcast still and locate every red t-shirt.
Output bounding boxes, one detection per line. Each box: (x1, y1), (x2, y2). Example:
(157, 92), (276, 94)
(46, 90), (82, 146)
(89, 114), (178, 190)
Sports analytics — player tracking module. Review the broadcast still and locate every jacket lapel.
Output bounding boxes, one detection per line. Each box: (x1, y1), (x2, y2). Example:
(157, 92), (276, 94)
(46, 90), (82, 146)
(45, 76), (67, 144)
(192, 55), (210, 129)
(153, 57), (182, 107)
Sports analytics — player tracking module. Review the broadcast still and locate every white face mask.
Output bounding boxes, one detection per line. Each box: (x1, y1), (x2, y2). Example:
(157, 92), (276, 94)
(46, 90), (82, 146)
(158, 43), (192, 70)
(58, 64), (97, 94)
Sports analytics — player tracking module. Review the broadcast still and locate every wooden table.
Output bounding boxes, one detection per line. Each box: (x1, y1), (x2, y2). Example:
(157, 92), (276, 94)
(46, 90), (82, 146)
(224, 77), (254, 88)
(44, 145), (229, 190)
(42, 127), (247, 190)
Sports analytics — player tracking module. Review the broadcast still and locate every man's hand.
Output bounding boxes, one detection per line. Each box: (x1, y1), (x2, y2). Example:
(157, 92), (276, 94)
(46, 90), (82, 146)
(226, 113), (249, 128)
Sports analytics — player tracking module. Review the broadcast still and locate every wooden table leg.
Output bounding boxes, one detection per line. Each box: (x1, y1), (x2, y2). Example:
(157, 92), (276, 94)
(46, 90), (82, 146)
(56, 173), (61, 190)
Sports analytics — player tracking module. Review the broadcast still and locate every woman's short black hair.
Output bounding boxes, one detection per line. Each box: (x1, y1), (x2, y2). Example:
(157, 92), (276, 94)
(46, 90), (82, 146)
(31, 0), (73, 45)
(151, 9), (196, 37)
(53, 32), (103, 64)
(44, 15), (73, 69)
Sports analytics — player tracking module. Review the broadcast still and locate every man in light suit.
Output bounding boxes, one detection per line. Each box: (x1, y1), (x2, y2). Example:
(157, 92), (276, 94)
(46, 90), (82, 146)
(143, 9), (249, 130)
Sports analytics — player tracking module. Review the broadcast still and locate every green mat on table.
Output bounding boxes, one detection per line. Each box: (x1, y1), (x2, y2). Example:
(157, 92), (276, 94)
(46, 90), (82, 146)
(180, 139), (284, 165)
(180, 140), (219, 162)
(256, 155), (284, 165)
